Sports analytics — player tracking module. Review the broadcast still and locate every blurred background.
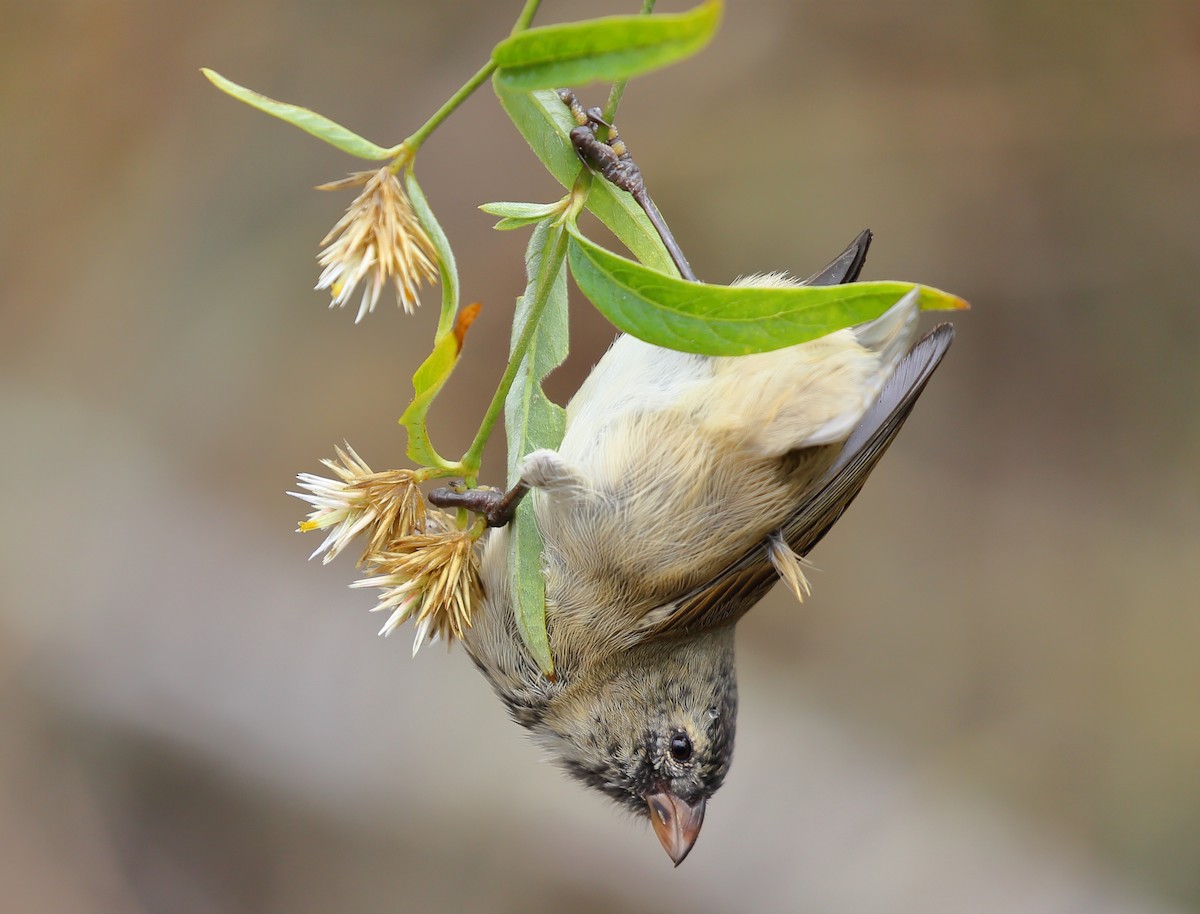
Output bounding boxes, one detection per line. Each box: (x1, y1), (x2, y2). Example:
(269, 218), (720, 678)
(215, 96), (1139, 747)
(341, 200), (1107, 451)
(2, 0), (1198, 911)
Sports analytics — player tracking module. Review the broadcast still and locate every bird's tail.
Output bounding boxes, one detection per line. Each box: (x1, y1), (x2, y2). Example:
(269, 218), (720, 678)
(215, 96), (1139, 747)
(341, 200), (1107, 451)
(852, 288), (921, 379)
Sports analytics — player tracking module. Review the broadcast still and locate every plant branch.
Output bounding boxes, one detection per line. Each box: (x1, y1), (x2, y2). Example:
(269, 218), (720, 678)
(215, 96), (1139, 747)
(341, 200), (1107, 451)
(511, 0), (543, 34)
(601, 0), (657, 122)
(394, 0), (543, 160)
(401, 62), (496, 156)
(459, 220), (571, 474)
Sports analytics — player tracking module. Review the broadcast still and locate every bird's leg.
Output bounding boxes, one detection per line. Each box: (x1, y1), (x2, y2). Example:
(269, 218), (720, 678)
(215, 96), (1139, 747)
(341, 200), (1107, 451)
(516, 449), (586, 492)
(557, 89), (698, 282)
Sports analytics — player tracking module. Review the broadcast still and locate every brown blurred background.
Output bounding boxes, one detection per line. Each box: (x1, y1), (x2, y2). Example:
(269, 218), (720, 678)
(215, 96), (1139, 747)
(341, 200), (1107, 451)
(2, 1), (1198, 911)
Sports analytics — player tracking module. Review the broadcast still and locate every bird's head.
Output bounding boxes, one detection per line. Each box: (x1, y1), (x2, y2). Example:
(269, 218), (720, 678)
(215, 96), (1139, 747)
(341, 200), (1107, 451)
(534, 629), (738, 865)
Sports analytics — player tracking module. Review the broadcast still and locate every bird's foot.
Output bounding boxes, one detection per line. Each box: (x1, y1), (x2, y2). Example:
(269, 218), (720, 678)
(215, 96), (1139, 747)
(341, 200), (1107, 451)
(427, 481), (530, 528)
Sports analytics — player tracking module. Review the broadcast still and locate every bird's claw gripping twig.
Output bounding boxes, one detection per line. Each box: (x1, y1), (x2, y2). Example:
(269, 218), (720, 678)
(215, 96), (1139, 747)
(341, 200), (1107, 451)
(428, 481), (531, 528)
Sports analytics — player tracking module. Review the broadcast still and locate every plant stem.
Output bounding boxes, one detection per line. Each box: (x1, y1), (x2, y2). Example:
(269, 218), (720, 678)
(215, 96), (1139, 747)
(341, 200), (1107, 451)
(396, 0), (543, 159)
(459, 222), (570, 474)
(402, 61), (496, 155)
(511, 0), (543, 33)
(602, 0), (656, 122)
(395, 0), (544, 485)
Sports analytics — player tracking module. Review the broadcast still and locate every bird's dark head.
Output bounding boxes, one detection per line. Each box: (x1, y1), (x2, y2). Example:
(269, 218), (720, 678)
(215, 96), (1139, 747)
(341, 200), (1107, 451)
(534, 629), (738, 865)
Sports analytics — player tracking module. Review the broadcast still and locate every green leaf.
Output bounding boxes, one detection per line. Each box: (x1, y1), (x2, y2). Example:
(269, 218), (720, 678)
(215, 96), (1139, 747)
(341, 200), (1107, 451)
(493, 80), (677, 275)
(493, 216), (548, 232)
(406, 172), (459, 339)
(480, 200), (565, 231)
(399, 332), (460, 469)
(505, 222), (570, 677)
(567, 226), (970, 356)
(399, 173), (463, 469)
(202, 68), (400, 161)
(493, 0), (722, 91)
(480, 201), (563, 219)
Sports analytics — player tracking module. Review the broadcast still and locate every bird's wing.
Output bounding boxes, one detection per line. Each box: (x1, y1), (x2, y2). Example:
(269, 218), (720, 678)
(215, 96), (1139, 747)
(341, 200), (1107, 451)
(633, 323), (955, 642)
(802, 228), (872, 287)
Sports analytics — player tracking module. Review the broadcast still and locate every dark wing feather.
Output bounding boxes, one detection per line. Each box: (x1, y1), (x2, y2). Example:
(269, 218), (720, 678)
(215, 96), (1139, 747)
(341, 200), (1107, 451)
(638, 323), (955, 641)
(802, 229), (872, 286)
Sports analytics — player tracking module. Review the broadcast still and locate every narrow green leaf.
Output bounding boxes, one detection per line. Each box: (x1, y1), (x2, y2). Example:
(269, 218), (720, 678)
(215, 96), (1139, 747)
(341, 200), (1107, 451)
(493, 80), (677, 275)
(505, 222), (570, 677)
(493, 0), (722, 90)
(202, 68), (400, 161)
(480, 201), (563, 219)
(510, 497), (555, 677)
(493, 216), (549, 231)
(567, 226), (970, 356)
(399, 173), (462, 468)
(481, 200), (566, 231)
(399, 331), (460, 469)
(406, 172), (459, 339)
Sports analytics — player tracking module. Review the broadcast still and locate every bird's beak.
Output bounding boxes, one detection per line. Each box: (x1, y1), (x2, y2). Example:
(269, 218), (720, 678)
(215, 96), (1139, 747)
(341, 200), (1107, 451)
(644, 790), (705, 866)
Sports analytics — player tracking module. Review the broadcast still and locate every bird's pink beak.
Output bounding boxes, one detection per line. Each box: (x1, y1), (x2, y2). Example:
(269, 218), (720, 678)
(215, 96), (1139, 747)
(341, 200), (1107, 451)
(644, 790), (705, 866)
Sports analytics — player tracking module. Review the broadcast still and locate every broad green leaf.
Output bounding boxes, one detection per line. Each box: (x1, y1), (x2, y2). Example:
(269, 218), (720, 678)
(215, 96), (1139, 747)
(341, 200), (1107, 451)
(567, 226), (969, 356)
(493, 80), (677, 275)
(202, 68), (400, 161)
(505, 222), (570, 677)
(399, 173), (464, 469)
(493, 0), (722, 91)
(480, 200), (565, 231)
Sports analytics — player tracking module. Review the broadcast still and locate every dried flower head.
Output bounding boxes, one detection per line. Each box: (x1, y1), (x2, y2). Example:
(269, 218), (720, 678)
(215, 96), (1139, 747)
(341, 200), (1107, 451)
(315, 167), (439, 323)
(290, 444), (425, 565)
(351, 513), (483, 655)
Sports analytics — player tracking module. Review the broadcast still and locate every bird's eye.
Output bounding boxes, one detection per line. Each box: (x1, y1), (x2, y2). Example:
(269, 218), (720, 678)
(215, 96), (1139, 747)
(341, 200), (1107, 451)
(669, 732), (693, 762)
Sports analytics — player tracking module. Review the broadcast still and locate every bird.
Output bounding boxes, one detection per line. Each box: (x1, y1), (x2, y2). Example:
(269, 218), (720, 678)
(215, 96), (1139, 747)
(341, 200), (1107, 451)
(456, 232), (955, 866)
